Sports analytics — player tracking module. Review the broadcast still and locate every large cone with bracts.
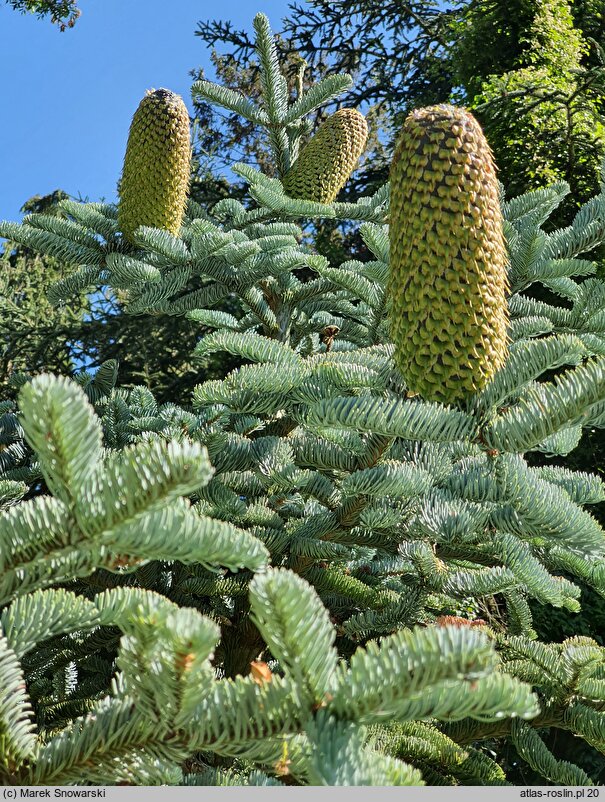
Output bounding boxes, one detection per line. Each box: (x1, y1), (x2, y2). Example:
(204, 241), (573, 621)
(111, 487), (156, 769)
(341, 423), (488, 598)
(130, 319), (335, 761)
(118, 88), (191, 244)
(388, 104), (509, 404)
(283, 108), (368, 203)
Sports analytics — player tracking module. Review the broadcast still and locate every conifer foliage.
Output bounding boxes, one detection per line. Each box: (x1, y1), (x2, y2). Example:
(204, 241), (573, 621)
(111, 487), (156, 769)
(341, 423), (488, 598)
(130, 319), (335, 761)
(1, 12), (605, 786)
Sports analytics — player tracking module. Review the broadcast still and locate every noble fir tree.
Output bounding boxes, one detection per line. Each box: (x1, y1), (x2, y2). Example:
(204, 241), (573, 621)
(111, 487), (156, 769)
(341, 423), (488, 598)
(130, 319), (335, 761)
(2, 13), (605, 785)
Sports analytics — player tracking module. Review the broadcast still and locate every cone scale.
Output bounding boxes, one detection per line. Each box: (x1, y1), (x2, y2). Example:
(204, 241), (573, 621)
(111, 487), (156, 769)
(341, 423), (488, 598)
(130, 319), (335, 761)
(388, 104), (509, 404)
(118, 88), (191, 244)
(283, 108), (368, 203)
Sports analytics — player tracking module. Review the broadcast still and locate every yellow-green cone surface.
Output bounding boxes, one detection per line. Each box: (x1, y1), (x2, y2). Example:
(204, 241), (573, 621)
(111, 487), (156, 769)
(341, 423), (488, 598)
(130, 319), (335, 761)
(388, 104), (509, 404)
(283, 108), (368, 203)
(118, 88), (191, 244)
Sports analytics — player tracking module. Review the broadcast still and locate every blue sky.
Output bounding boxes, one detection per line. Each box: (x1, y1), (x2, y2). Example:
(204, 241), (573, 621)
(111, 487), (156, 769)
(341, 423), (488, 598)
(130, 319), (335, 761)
(0, 0), (290, 222)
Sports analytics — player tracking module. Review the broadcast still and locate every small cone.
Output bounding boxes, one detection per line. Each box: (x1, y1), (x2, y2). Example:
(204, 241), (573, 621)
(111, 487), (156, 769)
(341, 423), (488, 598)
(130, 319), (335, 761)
(118, 88), (191, 244)
(283, 108), (368, 203)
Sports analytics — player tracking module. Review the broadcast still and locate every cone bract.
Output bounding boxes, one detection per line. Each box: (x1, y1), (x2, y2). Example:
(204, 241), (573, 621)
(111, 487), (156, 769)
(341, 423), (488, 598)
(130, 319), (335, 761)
(118, 89), (191, 244)
(388, 104), (509, 404)
(283, 108), (368, 203)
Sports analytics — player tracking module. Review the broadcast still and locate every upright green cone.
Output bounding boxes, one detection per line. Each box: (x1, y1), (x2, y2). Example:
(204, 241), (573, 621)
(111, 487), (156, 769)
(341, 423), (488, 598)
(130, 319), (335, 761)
(283, 108), (368, 203)
(388, 104), (509, 404)
(118, 88), (191, 244)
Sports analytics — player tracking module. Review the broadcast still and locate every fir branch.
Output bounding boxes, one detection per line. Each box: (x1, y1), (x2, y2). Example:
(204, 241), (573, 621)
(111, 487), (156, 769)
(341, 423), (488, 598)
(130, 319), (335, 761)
(249, 568), (338, 703)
